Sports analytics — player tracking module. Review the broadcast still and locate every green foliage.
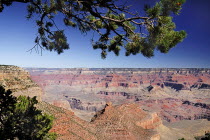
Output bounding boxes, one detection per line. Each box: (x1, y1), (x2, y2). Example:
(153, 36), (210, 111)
(43, 132), (57, 140)
(125, 0), (187, 58)
(0, 86), (55, 140)
(197, 133), (210, 140)
(0, 0), (186, 58)
(186, 133), (210, 140)
(146, 3), (162, 18)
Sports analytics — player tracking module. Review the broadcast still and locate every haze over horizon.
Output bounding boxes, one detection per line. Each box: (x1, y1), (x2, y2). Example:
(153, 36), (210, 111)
(0, 0), (210, 68)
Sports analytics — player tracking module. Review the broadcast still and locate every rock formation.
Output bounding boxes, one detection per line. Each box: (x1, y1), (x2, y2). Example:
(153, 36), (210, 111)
(26, 68), (210, 91)
(37, 102), (210, 140)
(37, 102), (162, 140)
(0, 65), (43, 100)
(25, 67), (210, 122)
(138, 98), (210, 122)
(1, 65), (210, 139)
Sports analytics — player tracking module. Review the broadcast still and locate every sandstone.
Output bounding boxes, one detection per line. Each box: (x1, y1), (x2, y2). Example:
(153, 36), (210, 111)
(91, 103), (161, 140)
(137, 113), (162, 129)
(37, 102), (162, 140)
(0, 65), (43, 100)
(51, 100), (72, 110)
(26, 68), (210, 92)
(25, 68), (210, 123)
(1, 66), (210, 139)
(151, 134), (161, 140)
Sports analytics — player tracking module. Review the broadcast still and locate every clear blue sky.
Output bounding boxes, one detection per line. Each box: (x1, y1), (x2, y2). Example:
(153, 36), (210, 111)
(0, 0), (209, 68)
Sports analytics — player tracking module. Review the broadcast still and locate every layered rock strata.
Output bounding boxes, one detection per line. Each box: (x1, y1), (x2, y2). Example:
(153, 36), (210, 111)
(37, 102), (162, 140)
(26, 68), (210, 91)
(26, 68), (210, 122)
(38, 102), (209, 140)
(0, 65), (42, 100)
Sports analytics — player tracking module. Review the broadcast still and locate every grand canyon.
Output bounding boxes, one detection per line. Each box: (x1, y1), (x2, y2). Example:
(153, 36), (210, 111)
(1, 65), (210, 140)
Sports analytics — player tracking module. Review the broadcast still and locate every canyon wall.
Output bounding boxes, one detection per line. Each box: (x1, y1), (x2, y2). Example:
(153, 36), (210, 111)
(27, 68), (210, 91)
(1, 65), (209, 139)
(37, 102), (162, 140)
(26, 68), (210, 122)
(0, 65), (42, 100)
(38, 101), (209, 140)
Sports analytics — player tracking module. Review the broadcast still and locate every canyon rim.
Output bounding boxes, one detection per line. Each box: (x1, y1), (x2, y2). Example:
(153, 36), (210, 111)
(1, 65), (210, 140)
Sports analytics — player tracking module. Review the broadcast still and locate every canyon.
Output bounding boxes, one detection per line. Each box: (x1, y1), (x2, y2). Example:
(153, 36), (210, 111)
(37, 102), (163, 140)
(1, 65), (210, 139)
(26, 68), (210, 122)
(25, 67), (210, 139)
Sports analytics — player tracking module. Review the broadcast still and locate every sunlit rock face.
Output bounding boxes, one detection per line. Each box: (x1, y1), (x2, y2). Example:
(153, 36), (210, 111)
(138, 98), (210, 122)
(26, 68), (210, 90)
(25, 68), (210, 122)
(1, 66), (210, 139)
(37, 102), (162, 140)
(38, 101), (210, 140)
(0, 65), (43, 100)
(90, 103), (162, 140)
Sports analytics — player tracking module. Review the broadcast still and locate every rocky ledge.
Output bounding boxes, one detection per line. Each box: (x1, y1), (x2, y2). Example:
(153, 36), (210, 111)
(38, 102), (162, 140)
(0, 65), (43, 100)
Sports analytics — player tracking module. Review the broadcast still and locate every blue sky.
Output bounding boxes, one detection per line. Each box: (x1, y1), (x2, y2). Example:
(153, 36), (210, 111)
(0, 0), (209, 68)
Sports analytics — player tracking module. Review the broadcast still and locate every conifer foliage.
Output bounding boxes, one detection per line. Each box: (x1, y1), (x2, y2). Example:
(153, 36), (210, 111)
(0, 86), (55, 140)
(0, 0), (186, 58)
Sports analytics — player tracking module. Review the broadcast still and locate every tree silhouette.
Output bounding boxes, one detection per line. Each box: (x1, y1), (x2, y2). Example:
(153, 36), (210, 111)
(0, 0), (186, 58)
(0, 86), (56, 140)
